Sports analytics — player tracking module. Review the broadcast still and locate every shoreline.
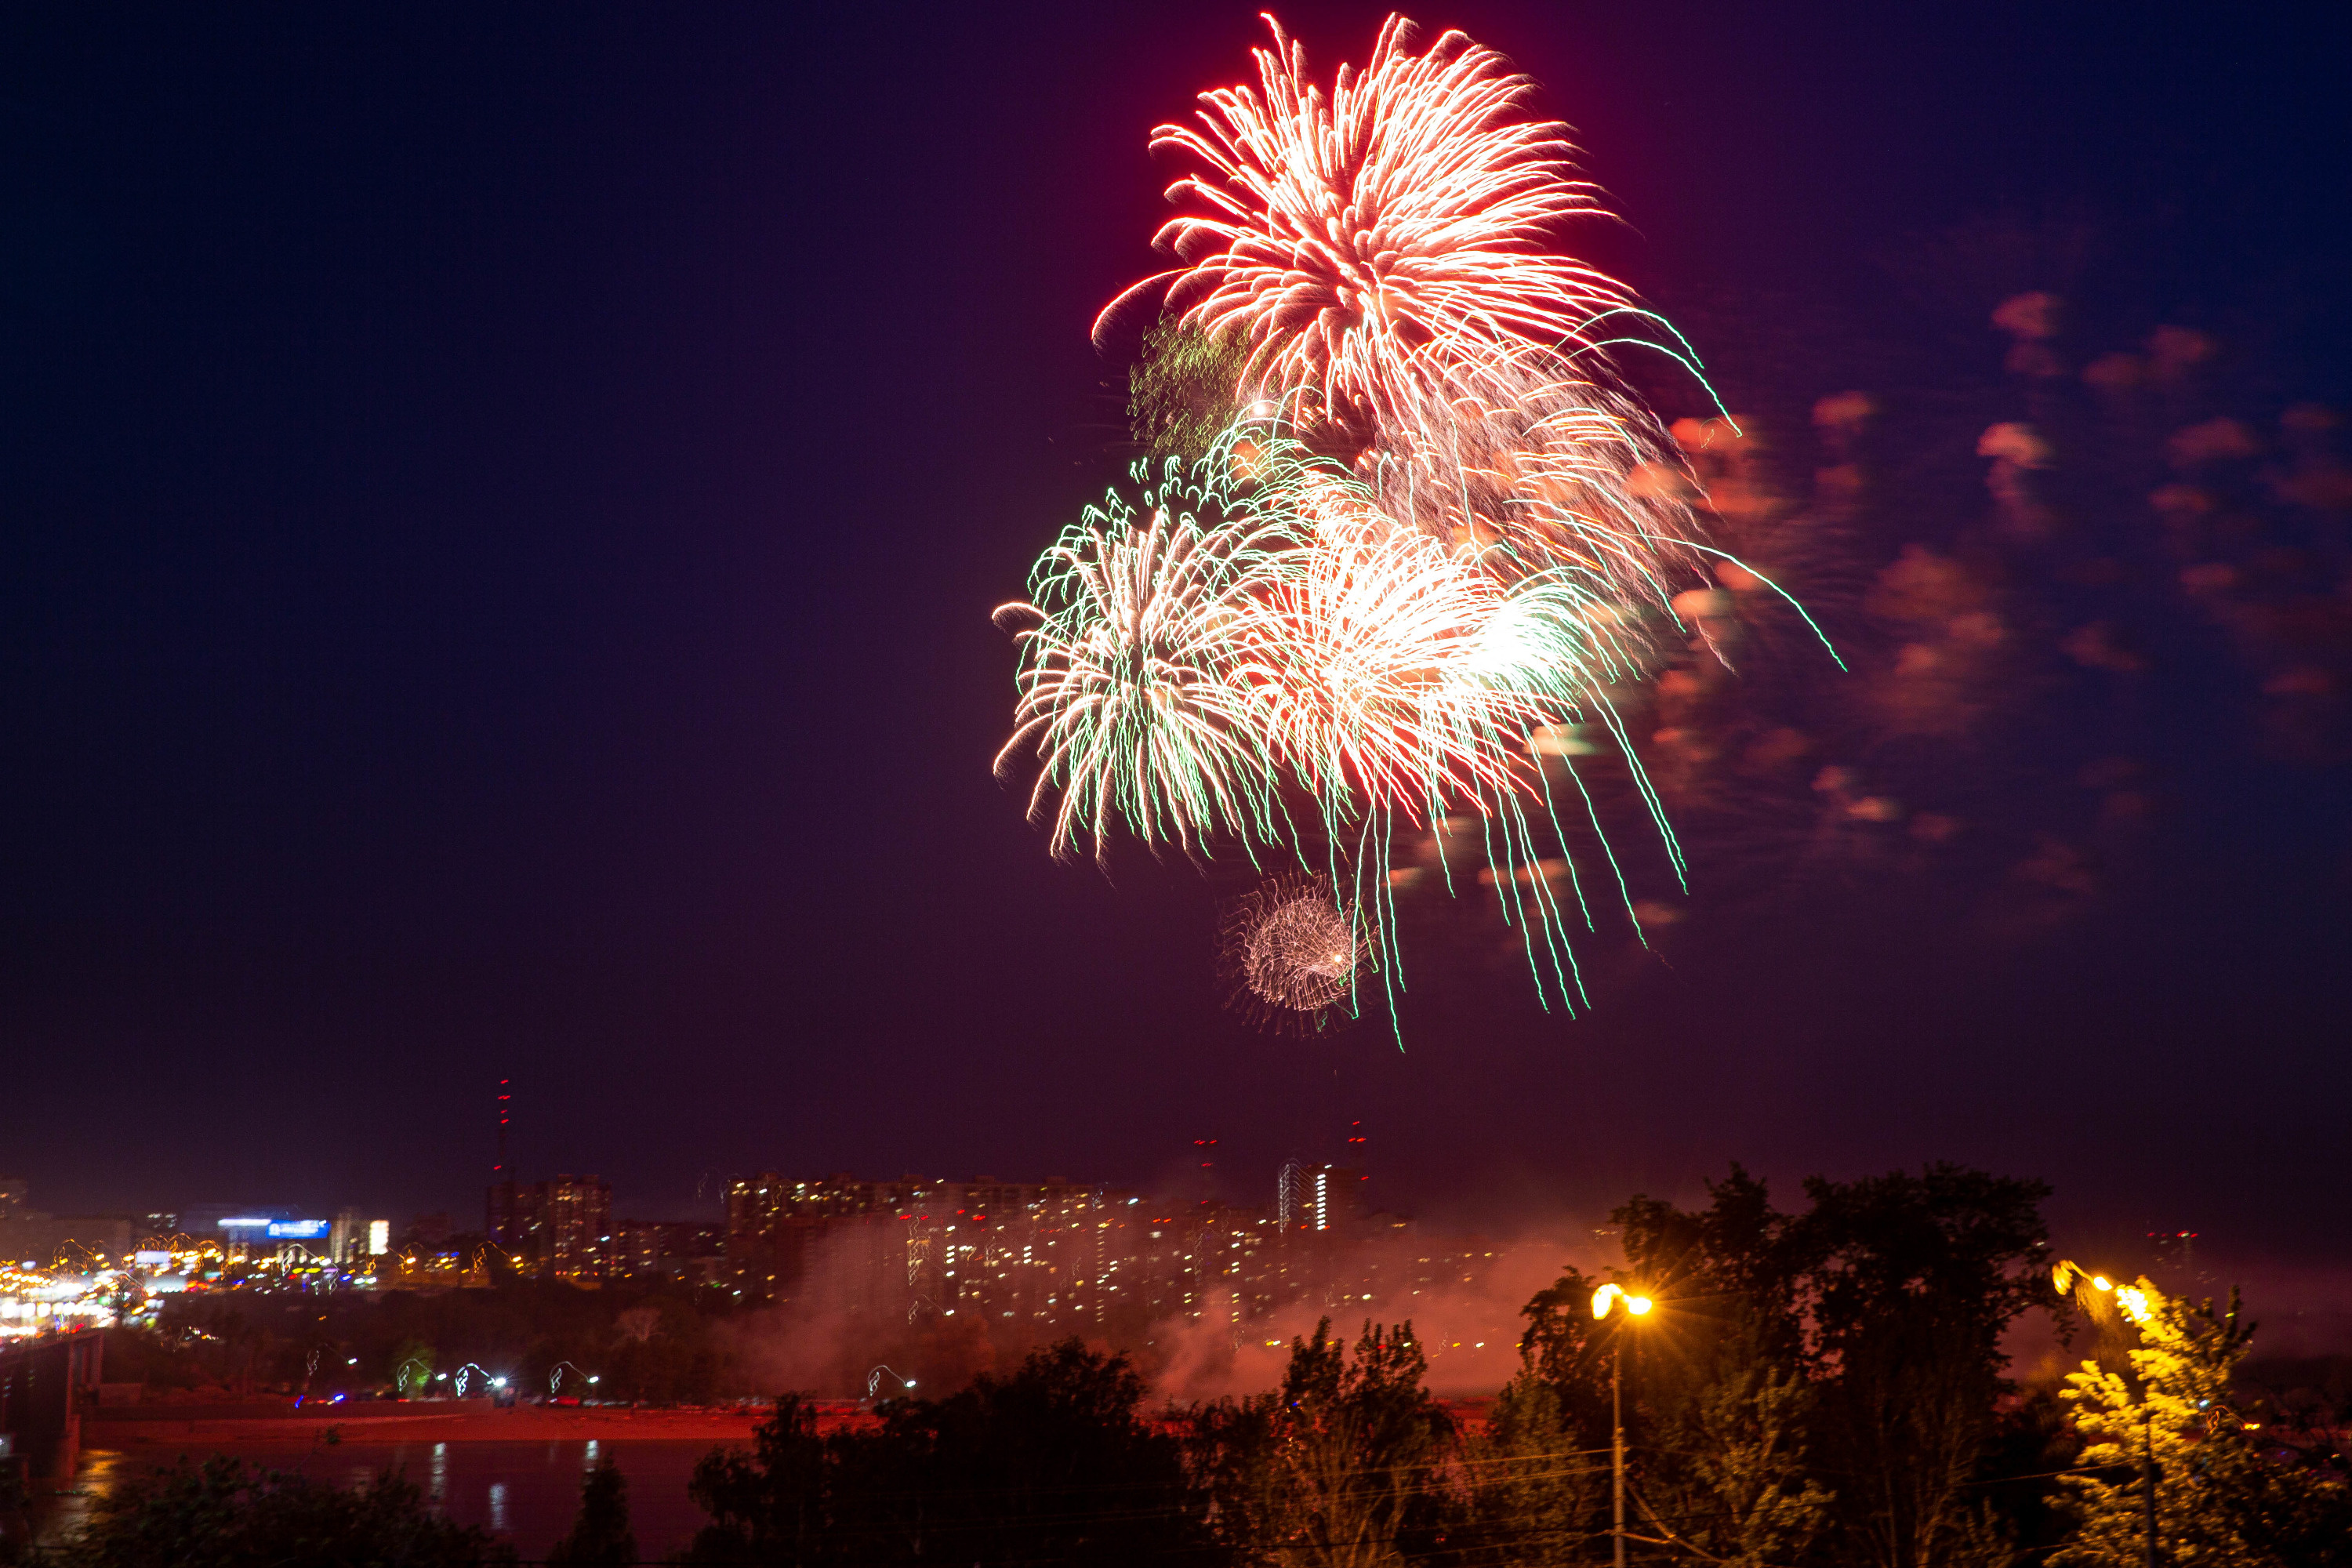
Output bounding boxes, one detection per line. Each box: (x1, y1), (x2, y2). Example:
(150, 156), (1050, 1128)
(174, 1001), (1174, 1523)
(83, 1403), (801, 1448)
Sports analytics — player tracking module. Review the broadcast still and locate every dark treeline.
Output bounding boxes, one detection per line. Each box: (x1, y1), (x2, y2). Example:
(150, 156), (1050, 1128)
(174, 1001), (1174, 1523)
(24, 1166), (2352, 1567)
(672, 1163), (2352, 1566)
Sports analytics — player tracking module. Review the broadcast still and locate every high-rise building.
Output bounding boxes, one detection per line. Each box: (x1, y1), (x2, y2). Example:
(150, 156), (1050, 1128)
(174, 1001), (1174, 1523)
(699, 1163), (1472, 1336)
(1288, 1164), (1367, 1233)
(486, 1175), (612, 1280)
(614, 1220), (722, 1279)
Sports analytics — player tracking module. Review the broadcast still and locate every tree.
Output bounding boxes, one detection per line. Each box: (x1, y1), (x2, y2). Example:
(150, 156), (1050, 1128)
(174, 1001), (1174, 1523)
(685, 1341), (1214, 1567)
(546, 1457), (636, 1566)
(1450, 1370), (1602, 1568)
(1632, 1355), (1835, 1568)
(1513, 1261), (1617, 1451)
(876, 1339), (1210, 1566)
(1514, 1164), (2060, 1568)
(1616, 1166), (1806, 1370)
(2057, 1281), (2352, 1568)
(1189, 1394), (1286, 1565)
(51, 1457), (516, 1568)
(1790, 1165), (2053, 1568)
(684, 1392), (830, 1565)
(1194, 1319), (1453, 1568)
(1518, 1170), (1810, 1457)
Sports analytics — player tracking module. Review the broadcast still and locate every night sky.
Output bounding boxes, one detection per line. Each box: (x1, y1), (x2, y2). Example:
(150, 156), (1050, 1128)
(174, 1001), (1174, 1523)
(3, 4), (2346, 1262)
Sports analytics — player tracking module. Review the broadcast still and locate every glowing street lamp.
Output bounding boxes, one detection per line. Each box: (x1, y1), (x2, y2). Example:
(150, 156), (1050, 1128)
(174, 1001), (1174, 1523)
(1593, 1284), (1655, 1568)
(1592, 1283), (1653, 1319)
(2053, 1260), (2151, 1325)
(2054, 1260), (2160, 1566)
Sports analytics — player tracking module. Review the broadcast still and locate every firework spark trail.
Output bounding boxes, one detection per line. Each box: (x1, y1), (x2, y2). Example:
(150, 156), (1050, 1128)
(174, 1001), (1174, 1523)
(993, 449), (1305, 861)
(1102, 12), (1719, 620)
(1099, 15), (1638, 438)
(1222, 434), (1692, 1017)
(1361, 358), (1698, 584)
(993, 423), (1710, 1022)
(998, 15), (1842, 1030)
(1236, 439), (1676, 830)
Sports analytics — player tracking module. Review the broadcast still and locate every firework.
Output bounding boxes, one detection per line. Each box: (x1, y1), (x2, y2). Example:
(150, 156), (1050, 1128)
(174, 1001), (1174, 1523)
(1101, 15), (1638, 440)
(1219, 870), (1367, 1030)
(995, 424), (1689, 1014)
(1359, 359), (1702, 586)
(1235, 436), (1671, 824)
(993, 449), (1302, 861)
(1105, 13), (1717, 618)
(999, 15), (1838, 1030)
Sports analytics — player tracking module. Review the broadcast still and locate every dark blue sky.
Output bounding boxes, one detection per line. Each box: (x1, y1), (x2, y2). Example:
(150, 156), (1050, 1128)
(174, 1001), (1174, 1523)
(2, 3), (2345, 1259)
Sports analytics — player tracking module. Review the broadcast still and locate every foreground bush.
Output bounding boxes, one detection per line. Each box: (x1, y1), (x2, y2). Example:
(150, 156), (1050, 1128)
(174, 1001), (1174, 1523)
(685, 1341), (1216, 1566)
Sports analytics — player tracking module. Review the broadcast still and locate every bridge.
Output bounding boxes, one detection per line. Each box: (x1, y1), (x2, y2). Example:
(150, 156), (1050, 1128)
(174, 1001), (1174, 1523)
(0, 1329), (104, 1484)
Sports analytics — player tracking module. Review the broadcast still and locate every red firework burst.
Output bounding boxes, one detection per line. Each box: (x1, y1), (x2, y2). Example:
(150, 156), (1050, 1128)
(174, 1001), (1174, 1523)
(1098, 13), (1640, 438)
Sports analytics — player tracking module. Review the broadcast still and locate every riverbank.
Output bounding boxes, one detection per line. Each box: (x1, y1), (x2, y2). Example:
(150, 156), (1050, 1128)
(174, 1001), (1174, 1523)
(82, 1400), (811, 1449)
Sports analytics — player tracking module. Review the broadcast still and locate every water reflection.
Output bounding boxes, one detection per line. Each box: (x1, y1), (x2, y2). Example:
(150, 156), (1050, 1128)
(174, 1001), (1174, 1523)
(27, 1449), (129, 1550)
(53, 1439), (719, 1559)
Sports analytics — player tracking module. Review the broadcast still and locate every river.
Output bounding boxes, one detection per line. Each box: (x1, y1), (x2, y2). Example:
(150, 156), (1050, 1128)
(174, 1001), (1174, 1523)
(53, 1436), (726, 1560)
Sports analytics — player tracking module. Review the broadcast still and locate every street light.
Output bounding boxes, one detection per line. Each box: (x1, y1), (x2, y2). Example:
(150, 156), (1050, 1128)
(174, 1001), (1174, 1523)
(2055, 1261), (2158, 1566)
(1593, 1285), (1654, 1568)
(2054, 1261), (2151, 1325)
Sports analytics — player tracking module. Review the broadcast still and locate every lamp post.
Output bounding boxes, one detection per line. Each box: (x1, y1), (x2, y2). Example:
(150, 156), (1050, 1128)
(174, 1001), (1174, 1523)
(1593, 1284), (1654, 1568)
(2055, 1262), (2158, 1567)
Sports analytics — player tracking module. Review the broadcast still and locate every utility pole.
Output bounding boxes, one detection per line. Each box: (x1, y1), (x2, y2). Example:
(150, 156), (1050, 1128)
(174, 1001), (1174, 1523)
(1592, 1284), (1650, 1568)
(1612, 1337), (1625, 1568)
(2143, 1403), (2160, 1568)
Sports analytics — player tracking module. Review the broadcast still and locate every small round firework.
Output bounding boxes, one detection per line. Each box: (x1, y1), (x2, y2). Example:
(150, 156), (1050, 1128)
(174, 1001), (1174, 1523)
(1219, 872), (1367, 1032)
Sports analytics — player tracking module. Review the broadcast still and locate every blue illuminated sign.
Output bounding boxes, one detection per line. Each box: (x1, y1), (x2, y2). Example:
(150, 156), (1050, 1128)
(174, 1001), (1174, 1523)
(267, 1221), (331, 1240)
